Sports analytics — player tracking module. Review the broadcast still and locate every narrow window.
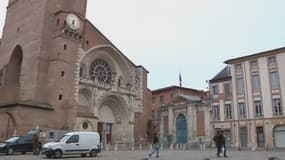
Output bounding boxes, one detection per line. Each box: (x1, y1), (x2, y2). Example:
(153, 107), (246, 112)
(79, 67), (83, 77)
(64, 44), (67, 50)
(268, 56), (276, 66)
(58, 94), (63, 100)
(56, 18), (60, 25)
(152, 97), (156, 104)
(255, 100), (263, 117)
(251, 74), (260, 92)
(61, 71), (65, 77)
(224, 83), (231, 97)
(273, 98), (282, 116)
(238, 102), (246, 118)
(235, 64), (242, 73)
(270, 71), (280, 90)
(213, 105), (220, 121)
(213, 85), (219, 95)
(118, 78), (121, 87)
(160, 95), (164, 104)
(225, 104), (232, 119)
(250, 61), (258, 70)
(236, 77), (244, 95)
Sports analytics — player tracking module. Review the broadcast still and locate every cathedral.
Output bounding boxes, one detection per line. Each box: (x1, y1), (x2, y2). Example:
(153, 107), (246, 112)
(0, 0), (151, 144)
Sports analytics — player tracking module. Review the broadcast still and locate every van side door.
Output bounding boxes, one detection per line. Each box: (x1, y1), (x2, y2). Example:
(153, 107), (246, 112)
(62, 135), (80, 155)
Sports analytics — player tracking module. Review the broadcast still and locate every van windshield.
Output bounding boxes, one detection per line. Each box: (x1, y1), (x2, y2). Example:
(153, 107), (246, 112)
(56, 135), (69, 142)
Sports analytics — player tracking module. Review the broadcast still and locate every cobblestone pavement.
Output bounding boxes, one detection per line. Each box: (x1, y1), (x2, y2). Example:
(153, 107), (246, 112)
(0, 150), (284, 160)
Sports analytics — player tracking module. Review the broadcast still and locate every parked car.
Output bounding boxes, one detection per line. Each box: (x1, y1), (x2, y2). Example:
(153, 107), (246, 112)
(0, 135), (41, 155)
(41, 131), (101, 158)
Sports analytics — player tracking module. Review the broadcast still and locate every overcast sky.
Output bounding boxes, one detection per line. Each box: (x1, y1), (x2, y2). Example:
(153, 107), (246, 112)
(1, 0), (285, 90)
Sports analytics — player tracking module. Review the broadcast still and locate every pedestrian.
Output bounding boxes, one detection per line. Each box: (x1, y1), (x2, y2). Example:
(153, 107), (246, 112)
(148, 133), (159, 158)
(32, 134), (39, 155)
(220, 131), (227, 157)
(213, 131), (222, 157)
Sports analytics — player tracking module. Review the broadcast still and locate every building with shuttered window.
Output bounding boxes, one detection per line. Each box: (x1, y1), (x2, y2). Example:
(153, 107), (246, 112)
(210, 47), (285, 148)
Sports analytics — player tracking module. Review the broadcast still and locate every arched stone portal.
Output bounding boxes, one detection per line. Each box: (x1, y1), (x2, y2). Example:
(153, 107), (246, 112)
(97, 95), (127, 144)
(0, 113), (17, 141)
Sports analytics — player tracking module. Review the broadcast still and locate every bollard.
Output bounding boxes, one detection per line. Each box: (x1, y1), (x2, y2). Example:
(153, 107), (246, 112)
(170, 144), (173, 150)
(114, 143), (118, 151)
(160, 144), (163, 150)
(139, 144), (142, 150)
(202, 143), (206, 151)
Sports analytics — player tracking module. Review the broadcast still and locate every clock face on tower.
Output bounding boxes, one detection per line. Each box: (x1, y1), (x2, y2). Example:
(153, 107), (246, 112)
(66, 13), (81, 30)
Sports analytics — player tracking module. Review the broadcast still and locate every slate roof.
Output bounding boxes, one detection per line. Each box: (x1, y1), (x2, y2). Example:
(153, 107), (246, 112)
(209, 66), (231, 83)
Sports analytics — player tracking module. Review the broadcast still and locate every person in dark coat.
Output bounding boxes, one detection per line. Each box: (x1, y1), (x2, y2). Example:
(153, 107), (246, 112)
(32, 134), (39, 155)
(214, 130), (227, 157)
(220, 131), (227, 157)
(213, 131), (222, 157)
(148, 133), (160, 158)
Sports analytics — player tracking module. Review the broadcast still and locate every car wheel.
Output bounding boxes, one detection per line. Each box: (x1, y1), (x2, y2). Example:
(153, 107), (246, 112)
(81, 154), (87, 157)
(21, 152), (26, 154)
(46, 154), (52, 158)
(53, 149), (62, 158)
(89, 149), (97, 157)
(6, 147), (13, 155)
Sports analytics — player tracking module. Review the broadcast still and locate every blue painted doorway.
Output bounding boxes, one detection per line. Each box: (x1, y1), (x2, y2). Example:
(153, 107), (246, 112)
(176, 114), (187, 144)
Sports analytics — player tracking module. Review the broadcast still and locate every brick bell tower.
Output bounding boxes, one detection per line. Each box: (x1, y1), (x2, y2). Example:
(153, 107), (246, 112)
(0, 0), (87, 136)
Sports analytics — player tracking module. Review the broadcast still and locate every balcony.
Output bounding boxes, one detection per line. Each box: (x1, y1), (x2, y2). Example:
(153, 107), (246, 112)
(79, 76), (112, 90)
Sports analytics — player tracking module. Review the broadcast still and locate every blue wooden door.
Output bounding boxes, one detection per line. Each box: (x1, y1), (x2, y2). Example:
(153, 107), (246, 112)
(176, 114), (187, 144)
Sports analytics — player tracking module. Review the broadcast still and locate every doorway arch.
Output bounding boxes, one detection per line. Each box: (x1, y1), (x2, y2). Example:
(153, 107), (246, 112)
(0, 112), (17, 141)
(274, 125), (285, 148)
(176, 114), (187, 144)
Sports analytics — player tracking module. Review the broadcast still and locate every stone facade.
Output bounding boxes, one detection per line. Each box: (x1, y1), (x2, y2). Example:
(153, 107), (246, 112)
(209, 47), (285, 148)
(0, 0), (151, 144)
(151, 86), (211, 146)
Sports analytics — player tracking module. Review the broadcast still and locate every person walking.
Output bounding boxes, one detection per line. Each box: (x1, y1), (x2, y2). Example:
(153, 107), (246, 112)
(32, 134), (39, 155)
(220, 131), (227, 157)
(213, 131), (222, 157)
(149, 133), (159, 158)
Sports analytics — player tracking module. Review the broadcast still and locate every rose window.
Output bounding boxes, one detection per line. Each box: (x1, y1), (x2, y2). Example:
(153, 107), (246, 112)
(90, 59), (112, 84)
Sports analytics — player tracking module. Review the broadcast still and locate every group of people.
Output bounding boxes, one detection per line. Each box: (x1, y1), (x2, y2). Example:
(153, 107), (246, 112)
(148, 131), (227, 159)
(213, 130), (227, 157)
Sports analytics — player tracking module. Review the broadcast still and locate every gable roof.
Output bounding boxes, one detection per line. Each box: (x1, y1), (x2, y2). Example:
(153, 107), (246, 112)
(177, 94), (202, 102)
(165, 94), (202, 106)
(84, 19), (149, 73)
(152, 85), (203, 94)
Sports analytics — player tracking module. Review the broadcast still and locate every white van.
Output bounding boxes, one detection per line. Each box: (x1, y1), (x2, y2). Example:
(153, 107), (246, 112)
(41, 131), (101, 158)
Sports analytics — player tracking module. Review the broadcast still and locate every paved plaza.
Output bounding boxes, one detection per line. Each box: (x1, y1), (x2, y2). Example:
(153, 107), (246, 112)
(0, 150), (284, 160)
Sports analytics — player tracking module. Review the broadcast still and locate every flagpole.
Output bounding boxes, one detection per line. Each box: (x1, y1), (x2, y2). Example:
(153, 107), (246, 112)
(179, 73), (182, 94)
